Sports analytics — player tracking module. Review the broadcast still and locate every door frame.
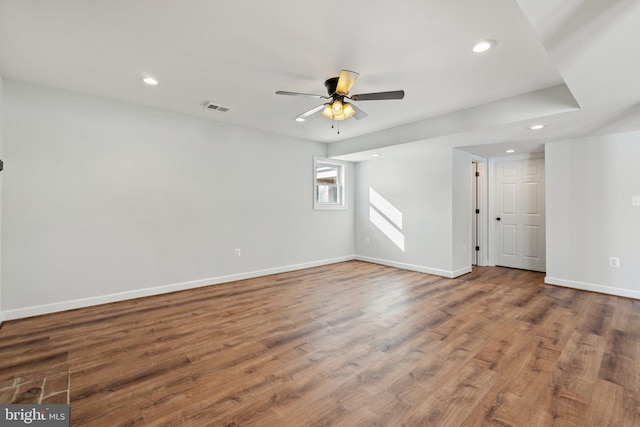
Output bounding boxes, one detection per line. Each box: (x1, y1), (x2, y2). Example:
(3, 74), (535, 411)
(470, 155), (488, 267)
(488, 152), (545, 267)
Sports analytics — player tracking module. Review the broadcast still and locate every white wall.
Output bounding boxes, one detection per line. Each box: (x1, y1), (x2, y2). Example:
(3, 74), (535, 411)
(545, 131), (640, 299)
(452, 149), (472, 274)
(354, 144), (472, 277)
(0, 75), (3, 325)
(1, 81), (355, 319)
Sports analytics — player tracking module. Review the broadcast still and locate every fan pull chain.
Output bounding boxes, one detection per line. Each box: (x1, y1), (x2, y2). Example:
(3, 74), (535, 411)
(330, 116), (339, 134)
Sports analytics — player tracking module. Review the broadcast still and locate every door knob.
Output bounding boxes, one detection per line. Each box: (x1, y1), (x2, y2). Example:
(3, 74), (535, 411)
(496, 217), (501, 221)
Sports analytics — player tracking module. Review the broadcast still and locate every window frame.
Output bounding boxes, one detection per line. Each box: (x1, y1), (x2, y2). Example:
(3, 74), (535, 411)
(313, 156), (347, 210)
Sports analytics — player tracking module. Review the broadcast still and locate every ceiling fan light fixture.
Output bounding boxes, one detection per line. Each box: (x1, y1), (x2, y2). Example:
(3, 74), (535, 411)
(332, 100), (343, 114)
(321, 105), (333, 119)
(320, 102), (355, 121)
(342, 103), (356, 119)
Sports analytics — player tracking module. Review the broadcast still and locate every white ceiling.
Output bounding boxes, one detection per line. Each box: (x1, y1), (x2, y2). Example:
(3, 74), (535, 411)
(1, 0), (639, 160)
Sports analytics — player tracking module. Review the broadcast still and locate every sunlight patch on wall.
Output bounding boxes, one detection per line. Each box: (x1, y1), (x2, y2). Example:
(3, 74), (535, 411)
(369, 188), (405, 251)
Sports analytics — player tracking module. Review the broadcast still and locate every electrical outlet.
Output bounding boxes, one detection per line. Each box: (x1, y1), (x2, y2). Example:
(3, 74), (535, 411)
(365, 237), (370, 245)
(235, 248), (241, 257)
(609, 257), (620, 267)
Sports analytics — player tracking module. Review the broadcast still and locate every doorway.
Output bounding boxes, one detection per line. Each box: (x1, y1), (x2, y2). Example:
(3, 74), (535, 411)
(493, 158), (546, 272)
(470, 158), (487, 267)
(472, 162), (479, 265)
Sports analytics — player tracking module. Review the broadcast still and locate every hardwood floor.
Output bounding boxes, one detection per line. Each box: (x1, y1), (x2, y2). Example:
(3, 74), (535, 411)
(1, 261), (639, 426)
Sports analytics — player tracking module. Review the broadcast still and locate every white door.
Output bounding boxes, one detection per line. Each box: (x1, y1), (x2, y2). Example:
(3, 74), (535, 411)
(495, 159), (545, 272)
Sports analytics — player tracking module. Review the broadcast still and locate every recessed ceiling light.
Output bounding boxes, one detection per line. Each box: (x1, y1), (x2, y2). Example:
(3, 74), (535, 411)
(295, 117), (305, 122)
(472, 39), (496, 53)
(372, 153), (381, 157)
(142, 77), (158, 86)
(505, 149), (515, 153)
(529, 124), (545, 130)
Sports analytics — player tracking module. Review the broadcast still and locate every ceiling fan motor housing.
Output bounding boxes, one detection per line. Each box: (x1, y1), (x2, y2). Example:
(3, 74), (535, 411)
(324, 77), (339, 96)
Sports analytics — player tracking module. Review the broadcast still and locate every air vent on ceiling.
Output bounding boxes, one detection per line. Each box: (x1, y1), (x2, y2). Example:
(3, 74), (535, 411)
(204, 102), (230, 112)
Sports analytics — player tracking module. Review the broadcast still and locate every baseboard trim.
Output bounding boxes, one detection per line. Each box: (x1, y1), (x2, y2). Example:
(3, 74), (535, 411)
(355, 255), (470, 279)
(452, 266), (473, 277)
(545, 276), (640, 300)
(1, 256), (356, 320)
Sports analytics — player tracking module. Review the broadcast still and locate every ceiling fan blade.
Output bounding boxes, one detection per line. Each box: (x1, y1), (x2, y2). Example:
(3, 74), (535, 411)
(335, 70), (359, 95)
(350, 103), (368, 120)
(295, 104), (327, 120)
(276, 91), (329, 99)
(350, 90), (405, 101)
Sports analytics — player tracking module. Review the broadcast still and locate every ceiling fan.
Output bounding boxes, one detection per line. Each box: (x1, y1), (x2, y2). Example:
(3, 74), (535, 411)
(276, 70), (405, 123)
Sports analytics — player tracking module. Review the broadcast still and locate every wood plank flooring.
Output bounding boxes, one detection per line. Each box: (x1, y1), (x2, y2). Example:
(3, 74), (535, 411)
(1, 261), (639, 426)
